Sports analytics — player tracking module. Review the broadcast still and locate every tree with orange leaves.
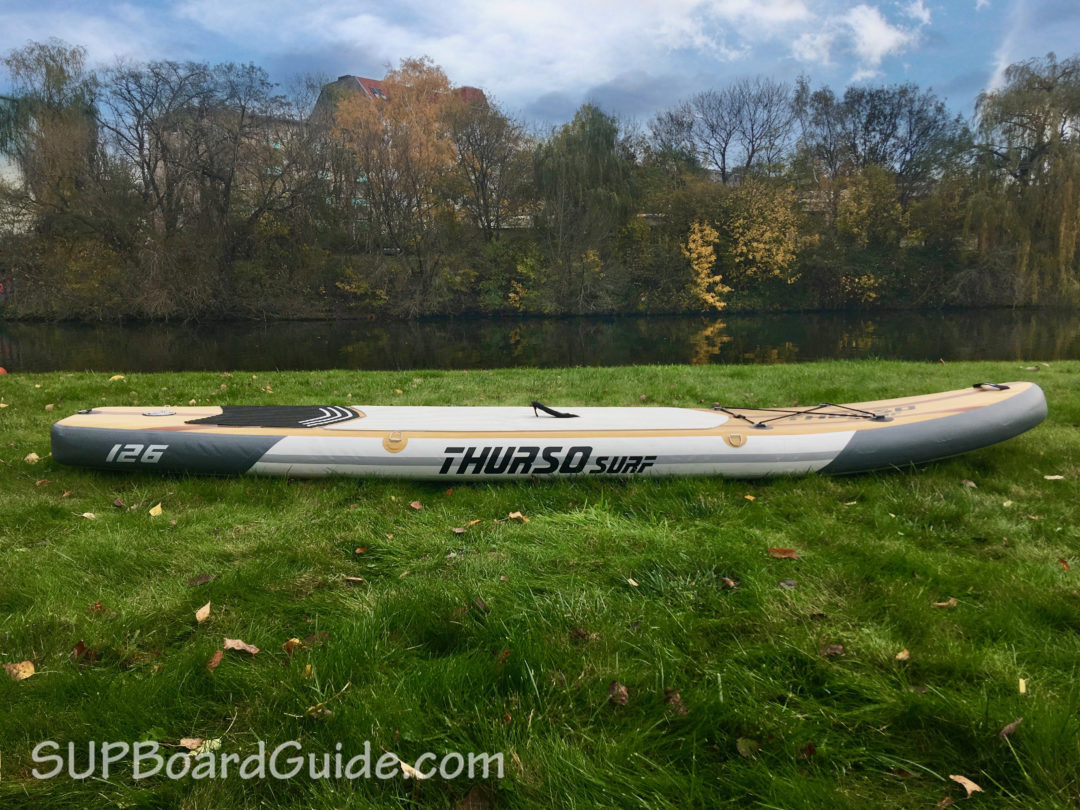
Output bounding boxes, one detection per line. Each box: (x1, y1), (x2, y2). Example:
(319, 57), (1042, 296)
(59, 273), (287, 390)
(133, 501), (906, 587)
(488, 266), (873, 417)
(333, 57), (459, 314)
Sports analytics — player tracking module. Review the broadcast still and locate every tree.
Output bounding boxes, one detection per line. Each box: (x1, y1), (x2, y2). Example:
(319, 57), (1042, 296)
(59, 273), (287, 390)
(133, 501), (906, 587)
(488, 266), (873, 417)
(971, 53), (1080, 304)
(445, 96), (530, 242)
(533, 104), (635, 311)
(334, 57), (459, 314)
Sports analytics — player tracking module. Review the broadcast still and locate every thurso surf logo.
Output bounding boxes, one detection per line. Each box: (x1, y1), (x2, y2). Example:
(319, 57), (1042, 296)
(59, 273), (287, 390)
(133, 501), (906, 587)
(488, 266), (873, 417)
(439, 446), (656, 476)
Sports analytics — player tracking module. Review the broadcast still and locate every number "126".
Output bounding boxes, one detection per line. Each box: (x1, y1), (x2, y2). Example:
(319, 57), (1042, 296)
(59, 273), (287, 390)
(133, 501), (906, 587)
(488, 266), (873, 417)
(105, 443), (168, 463)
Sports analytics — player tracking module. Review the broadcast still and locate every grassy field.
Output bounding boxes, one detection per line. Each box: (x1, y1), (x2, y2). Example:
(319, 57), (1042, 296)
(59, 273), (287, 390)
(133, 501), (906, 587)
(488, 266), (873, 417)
(0, 361), (1077, 809)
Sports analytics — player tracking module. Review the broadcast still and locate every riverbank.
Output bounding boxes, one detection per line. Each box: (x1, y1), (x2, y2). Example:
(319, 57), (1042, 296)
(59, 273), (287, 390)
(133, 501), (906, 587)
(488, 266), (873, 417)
(1, 361), (1077, 807)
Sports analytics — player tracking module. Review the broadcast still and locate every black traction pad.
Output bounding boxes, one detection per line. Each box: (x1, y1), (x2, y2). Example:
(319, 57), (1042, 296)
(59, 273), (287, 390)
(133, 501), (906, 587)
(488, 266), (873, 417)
(185, 405), (361, 428)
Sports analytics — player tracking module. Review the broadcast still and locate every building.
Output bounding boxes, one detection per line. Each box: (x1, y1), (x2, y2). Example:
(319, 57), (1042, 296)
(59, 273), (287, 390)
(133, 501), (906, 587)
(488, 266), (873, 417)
(309, 75), (486, 128)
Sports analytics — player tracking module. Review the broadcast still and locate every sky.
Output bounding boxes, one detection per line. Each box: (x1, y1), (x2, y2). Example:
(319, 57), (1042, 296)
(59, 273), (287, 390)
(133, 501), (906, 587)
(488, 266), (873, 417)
(1, 0), (1078, 126)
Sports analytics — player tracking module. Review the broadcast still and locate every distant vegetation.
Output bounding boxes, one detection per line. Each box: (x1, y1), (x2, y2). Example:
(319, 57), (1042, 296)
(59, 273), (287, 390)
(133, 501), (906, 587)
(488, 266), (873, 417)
(1, 41), (1079, 320)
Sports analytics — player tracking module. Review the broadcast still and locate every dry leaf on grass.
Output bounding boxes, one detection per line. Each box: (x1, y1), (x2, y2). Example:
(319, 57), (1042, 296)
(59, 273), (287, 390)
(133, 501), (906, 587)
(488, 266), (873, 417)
(409, 500), (423, 510)
(627, 578), (639, 587)
(820, 643), (845, 658)
(72, 640), (98, 664)
(768, 547), (799, 559)
(961, 479), (977, 488)
(1059, 558), (1071, 571)
(195, 602), (211, 623)
(797, 742), (817, 760)
(664, 688), (688, 716)
(35, 479), (49, 486)
(948, 774), (983, 797)
(608, 680), (629, 706)
(4, 660), (35, 681)
(25, 452), (40, 463)
(80, 512), (97, 520)
(454, 784), (494, 810)
(223, 638), (259, 655)
(282, 638), (302, 656)
(736, 738), (759, 758)
(1044, 475), (1065, 480)
(149, 503), (163, 517)
(895, 649), (911, 661)
(720, 577), (739, 589)
(1000, 717), (1023, 739)
(108, 375), (125, 382)
(44, 403), (54, 411)
(932, 598), (958, 608)
(179, 737), (203, 751)
(508, 511), (530, 523)
(343, 576), (365, 586)
(206, 649), (224, 672)
(778, 579), (798, 589)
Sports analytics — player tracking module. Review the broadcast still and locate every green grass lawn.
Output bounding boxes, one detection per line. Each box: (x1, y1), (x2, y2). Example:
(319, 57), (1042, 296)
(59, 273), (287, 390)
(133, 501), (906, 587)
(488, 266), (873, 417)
(1, 361), (1078, 809)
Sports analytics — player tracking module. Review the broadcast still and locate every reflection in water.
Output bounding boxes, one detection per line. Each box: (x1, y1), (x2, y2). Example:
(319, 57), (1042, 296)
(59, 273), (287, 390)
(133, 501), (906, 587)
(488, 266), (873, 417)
(0, 310), (1078, 372)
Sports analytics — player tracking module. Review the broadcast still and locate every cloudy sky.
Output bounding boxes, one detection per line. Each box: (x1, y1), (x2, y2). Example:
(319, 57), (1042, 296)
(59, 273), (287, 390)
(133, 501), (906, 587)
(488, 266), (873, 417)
(1, 0), (1077, 124)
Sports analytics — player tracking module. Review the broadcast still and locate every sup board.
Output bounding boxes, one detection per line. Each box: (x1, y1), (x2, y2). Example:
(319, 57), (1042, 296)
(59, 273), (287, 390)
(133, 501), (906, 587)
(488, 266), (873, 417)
(50, 382), (1046, 479)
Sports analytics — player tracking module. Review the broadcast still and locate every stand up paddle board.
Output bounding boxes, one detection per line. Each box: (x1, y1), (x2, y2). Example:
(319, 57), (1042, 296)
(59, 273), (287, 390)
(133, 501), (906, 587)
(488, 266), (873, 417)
(50, 382), (1046, 479)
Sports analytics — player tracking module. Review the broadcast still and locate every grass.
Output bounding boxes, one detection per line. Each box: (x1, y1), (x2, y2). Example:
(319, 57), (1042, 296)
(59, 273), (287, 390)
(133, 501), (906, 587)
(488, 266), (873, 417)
(0, 360), (1078, 809)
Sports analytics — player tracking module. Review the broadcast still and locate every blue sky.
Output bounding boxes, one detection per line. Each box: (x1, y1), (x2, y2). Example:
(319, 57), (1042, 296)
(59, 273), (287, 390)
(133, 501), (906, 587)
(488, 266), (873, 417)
(1, 0), (1078, 125)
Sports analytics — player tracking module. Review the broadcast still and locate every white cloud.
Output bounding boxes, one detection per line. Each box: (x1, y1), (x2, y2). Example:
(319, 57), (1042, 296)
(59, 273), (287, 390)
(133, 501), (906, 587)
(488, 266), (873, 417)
(976, 0), (990, 9)
(905, 0), (932, 25)
(843, 4), (919, 78)
(792, 31), (835, 65)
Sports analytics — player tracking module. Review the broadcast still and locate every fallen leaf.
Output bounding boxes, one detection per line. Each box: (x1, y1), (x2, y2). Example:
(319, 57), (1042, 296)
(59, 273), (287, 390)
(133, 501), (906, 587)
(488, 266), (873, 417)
(397, 757), (429, 780)
(108, 375), (125, 382)
(354, 547), (367, 554)
(608, 680), (629, 706)
(44, 403), (54, 411)
(932, 598), (958, 608)
(409, 500), (423, 510)
(149, 503), (163, 517)
(223, 638), (259, 655)
(72, 641), (98, 665)
(343, 576), (365, 586)
(35, 479), (49, 486)
(797, 742), (817, 760)
(24, 452), (40, 464)
(736, 738), (759, 758)
(1003, 500), (1014, 507)
(305, 702), (332, 718)
(495, 649), (512, 666)
(948, 774), (983, 797)
(1059, 558), (1071, 572)
(768, 547), (799, 559)
(112, 497), (125, 508)
(187, 573), (214, 586)
(999, 717), (1023, 739)
(281, 638), (302, 656)
(937, 798), (956, 809)
(1019, 678), (1027, 694)
(743, 494), (756, 501)
(720, 577), (739, 589)
(62, 490), (72, 497)
(895, 649), (911, 661)
(303, 663), (313, 679)
(778, 579), (798, 589)
(89, 601), (104, 613)
(961, 479), (977, 488)
(664, 688), (688, 716)
(508, 511), (530, 523)
(80, 512), (97, 520)
(454, 784), (495, 810)
(302, 631), (329, 647)
(4, 661), (35, 681)
(820, 643), (845, 658)
(179, 737), (203, 751)
(473, 597), (490, 614)
(1044, 475), (1065, 480)
(445, 488), (453, 497)
(206, 649), (224, 672)
(195, 601), (211, 623)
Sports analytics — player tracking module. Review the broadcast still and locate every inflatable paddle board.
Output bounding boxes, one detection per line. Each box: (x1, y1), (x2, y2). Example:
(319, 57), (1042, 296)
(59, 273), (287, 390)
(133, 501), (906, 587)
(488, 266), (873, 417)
(50, 382), (1046, 479)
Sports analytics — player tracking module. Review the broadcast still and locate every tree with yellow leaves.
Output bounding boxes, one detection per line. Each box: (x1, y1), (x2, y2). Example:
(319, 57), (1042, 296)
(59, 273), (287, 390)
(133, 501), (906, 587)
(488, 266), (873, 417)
(681, 220), (730, 310)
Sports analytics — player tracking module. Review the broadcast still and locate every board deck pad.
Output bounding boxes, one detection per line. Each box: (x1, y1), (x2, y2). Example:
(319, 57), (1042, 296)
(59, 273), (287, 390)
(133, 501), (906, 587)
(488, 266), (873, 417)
(185, 405), (361, 428)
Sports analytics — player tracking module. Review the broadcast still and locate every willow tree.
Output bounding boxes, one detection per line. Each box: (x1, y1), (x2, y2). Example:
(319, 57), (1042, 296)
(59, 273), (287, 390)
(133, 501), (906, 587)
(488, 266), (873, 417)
(533, 104), (635, 311)
(333, 57), (459, 314)
(972, 53), (1080, 304)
